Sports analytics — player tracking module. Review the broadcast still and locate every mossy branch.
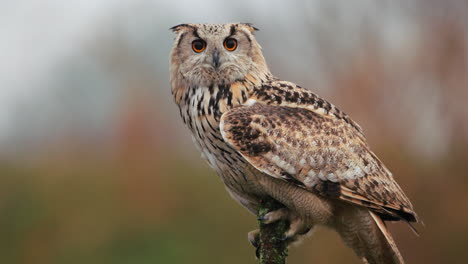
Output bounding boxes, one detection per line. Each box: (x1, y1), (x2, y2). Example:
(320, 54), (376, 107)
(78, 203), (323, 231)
(257, 199), (289, 264)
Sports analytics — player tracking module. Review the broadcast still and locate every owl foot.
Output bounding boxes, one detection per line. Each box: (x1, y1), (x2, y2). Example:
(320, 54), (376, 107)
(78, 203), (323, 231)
(257, 207), (310, 244)
(248, 229), (261, 258)
(281, 216), (311, 242)
(257, 207), (289, 224)
(248, 229), (260, 248)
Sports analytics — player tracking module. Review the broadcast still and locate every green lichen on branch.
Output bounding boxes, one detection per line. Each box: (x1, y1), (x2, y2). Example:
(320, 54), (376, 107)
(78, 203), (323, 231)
(257, 199), (289, 264)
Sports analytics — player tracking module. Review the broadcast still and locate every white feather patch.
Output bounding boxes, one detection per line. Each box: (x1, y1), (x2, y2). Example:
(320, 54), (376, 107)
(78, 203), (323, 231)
(304, 175), (318, 187)
(271, 155), (296, 175)
(315, 108), (326, 115)
(299, 158), (307, 166)
(343, 165), (364, 179)
(243, 98), (257, 106)
(327, 173), (338, 182)
(219, 119), (227, 140)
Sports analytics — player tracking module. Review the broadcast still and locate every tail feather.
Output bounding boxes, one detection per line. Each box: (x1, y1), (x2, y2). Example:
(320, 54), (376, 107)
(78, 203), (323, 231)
(335, 206), (406, 264)
(369, 211), (405, 264)
(406, 221), (420, 236)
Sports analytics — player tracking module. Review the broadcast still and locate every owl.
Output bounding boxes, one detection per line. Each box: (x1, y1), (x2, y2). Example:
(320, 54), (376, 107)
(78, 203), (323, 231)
(169, 23), (418, 264)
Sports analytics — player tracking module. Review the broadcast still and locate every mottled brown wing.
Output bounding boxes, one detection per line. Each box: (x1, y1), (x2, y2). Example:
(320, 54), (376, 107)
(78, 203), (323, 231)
(220, 103), (417, 222)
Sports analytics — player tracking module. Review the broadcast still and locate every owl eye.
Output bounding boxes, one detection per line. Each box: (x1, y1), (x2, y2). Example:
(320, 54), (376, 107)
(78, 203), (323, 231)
(192, 39), (206, 53)
(224, 38), (237, 51)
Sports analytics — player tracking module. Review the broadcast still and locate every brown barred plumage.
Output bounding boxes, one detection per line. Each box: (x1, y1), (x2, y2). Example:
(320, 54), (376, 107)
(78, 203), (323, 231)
(170, 23), (418, 264)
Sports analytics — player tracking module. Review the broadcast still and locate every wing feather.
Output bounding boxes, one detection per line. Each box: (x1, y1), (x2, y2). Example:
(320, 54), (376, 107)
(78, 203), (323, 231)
(220, 102), (417, 222)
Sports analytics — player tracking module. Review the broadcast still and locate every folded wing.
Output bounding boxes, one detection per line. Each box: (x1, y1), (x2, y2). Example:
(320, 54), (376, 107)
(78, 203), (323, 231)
(220, 103), (417, 222)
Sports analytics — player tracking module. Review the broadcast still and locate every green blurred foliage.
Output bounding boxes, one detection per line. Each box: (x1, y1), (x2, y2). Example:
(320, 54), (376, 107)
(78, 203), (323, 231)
(1, 144), (467, 263)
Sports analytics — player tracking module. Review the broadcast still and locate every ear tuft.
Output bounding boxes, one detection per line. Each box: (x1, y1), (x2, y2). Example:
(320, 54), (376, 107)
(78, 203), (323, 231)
(240, 23), (259, 33)
(170, 24), (190, 32)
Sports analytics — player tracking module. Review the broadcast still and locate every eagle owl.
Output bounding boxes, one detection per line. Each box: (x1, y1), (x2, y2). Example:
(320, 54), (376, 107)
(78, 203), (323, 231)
(169, 23), (418, 264)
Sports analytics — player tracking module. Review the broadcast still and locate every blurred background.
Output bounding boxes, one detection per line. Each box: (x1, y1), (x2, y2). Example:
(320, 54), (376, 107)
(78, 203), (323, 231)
(1, 0), (467, 263)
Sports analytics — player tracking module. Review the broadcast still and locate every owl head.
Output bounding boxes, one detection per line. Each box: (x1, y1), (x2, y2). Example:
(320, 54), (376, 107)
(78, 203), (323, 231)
(170, 23), (269, 87)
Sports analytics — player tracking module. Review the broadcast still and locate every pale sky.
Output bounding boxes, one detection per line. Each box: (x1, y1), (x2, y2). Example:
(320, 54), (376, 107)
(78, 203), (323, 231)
(0, 0), (465, 158)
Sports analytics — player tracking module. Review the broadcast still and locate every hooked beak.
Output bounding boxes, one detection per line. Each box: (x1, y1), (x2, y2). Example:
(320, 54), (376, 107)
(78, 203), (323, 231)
(212, 49), (220, 69)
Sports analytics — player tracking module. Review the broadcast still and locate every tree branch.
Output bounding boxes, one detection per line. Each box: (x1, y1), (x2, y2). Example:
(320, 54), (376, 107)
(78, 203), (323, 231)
(257, 199), (289, 264)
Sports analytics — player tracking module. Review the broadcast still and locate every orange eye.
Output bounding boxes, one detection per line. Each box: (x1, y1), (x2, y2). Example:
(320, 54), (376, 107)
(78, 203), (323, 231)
(192, 39), (206, 53)
(224, 38), (237, 51)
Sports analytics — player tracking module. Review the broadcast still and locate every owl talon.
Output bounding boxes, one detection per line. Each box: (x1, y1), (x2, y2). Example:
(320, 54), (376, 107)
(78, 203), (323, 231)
(259, 208), (289, 224)
(248, 229), (261, 259)
(282, 215), (311, 243)
(280, 233), (292, 242)
(248, 229), (260, 248)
